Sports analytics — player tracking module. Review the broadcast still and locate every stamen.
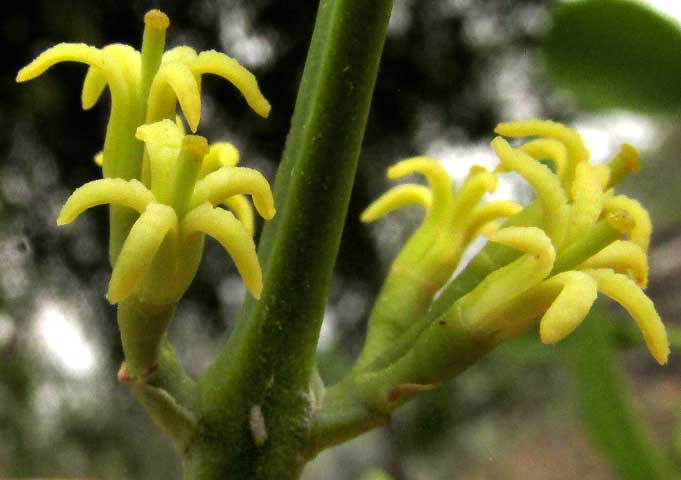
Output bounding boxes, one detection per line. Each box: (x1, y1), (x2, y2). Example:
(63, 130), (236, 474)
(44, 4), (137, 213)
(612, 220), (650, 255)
(141, 10), (170, 110)
(551, 212), (631, 275)
(172, 135), (209, 217)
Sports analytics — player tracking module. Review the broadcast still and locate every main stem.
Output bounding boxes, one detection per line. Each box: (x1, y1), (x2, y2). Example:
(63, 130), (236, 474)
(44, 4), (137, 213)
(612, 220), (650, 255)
(186, 1), (393, 478)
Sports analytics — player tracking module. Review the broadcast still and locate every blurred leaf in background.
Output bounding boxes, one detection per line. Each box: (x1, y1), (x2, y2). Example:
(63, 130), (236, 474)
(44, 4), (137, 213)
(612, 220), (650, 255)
(543, 0), (681, 113)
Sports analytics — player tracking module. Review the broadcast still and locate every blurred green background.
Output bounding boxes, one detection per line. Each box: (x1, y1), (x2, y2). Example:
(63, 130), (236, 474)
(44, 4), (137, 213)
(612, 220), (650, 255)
(1, 0), (680, 478)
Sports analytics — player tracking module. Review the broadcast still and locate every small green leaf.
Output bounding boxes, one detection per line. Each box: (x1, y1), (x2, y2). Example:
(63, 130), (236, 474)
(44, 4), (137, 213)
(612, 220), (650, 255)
(543, 0), (681, 112)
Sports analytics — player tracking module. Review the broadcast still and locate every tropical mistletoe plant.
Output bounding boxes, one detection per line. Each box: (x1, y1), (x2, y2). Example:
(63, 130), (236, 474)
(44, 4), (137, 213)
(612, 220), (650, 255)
(17, 4), (669, 480)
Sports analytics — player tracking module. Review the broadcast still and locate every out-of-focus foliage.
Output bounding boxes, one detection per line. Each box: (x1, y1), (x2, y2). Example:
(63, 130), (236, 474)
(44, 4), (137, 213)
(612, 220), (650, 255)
(544, 0), (681, 112)
(569, 307), (675, 479)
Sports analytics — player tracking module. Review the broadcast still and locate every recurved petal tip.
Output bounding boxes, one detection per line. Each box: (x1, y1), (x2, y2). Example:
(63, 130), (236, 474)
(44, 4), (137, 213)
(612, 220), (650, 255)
(261, 206), (276, 221)
(56, 213), (69, 226)
(192, 50), (271, 118)
(588, 268), (669, 365)
(538, 272), (598, 344)
(16, 43), (103, 83)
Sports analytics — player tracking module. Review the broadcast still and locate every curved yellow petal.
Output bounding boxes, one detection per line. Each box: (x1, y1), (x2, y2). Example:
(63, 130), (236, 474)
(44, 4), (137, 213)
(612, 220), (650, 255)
(198, 142), (241, 179)
(494, 119), (590, 174)
(81, 43), (142, 110)
(387, 157), (453, 225)
(57, 178), (154, 225)
(147, 62), (201, 132)
(466, 200), (523, 242)
(519, 138), (568, 180)
(602, 195), (652, 252)
(101, 44), (141, 84)
(17, 43), (129, 105)
(457, 227), (556, 339)
(360, 184), (432, 223)
(163, 46), (198, 65)
(182, 203), (262, 298)
(18, 43), (104, 81)
(586, 268), (669, 365)
(107, 203), (178, 304)
(565, 163), (605, 245)
(223, 195), (255, 237)
(191, 166), (275, 219)
(192, 50), (271, 118)
(81, 65), (108, 110)
(451, 166), (498, 226)
(491, 137), (569, 247)
(487, 226), (556, 277)
(538, 271), (598, 344)
(580, 240), (648, 288)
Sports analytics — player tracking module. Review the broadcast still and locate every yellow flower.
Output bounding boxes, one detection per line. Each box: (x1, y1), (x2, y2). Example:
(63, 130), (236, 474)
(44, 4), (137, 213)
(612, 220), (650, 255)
(463, 120), (667, 364)
(365, 120), (668, 365)
(16, 10), (269, 180)
(57, 120), (275, 305)
(357, 156), (522, 364)
(16, 9), (275, 308)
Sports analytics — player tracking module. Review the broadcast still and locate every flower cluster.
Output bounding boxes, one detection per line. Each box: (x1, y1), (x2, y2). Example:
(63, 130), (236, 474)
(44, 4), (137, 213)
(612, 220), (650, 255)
(364, 120), (668, 365)
(16, 10), (275, 308)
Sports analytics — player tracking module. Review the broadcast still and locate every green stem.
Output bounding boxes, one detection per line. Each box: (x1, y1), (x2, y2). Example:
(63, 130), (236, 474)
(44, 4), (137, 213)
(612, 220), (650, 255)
(311, 306), (491, 453)
(117, 300), (175, 379)
(188, 1), (393, 478)
(131, 383), (198, 452)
